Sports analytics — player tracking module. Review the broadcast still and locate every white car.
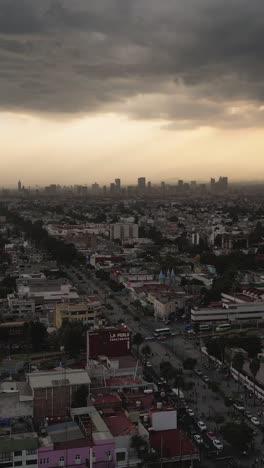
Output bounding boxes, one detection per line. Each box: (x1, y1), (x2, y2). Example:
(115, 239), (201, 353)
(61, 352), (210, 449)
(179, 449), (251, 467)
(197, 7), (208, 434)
(146, 361), (152, 367)
(194, 434), (203, 445)
(213, 439), (223, 451)
(186, 408), (195, 417)
(233, 403), (245, 412)
(251, 417), (260, 426)
(197, 421), (207, 431)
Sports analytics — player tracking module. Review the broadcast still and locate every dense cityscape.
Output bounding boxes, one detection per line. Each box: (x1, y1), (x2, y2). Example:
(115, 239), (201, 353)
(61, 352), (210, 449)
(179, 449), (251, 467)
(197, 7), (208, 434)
(2, 0), (264, 467)
(1, 179), (264, 468)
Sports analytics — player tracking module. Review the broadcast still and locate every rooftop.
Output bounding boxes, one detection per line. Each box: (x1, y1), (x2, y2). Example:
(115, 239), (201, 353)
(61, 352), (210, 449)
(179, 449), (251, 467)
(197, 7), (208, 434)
(27, 369), (90, 389)
(104, 411), (137, 437)
(150, 429), (199, 458)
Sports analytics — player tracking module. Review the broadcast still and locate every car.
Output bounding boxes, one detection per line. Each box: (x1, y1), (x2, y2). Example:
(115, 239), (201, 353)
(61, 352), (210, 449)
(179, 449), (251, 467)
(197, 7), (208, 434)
(146, 361), (152, 368)
(195, 369), (202, 376)
(213, 439), (223, 451)
(197, 421), (207, 431)
(194, 434), (203, 445)
(203, 375), (210, 383)
(171, 332), (178, 336)
(251, 417), (260, 426)
(145, 336), (154, 341)
(233, 403), (245, 412)
(244, 411), (253, 419)
(186, 408), (195, 417)
(207, 432), (216, 441)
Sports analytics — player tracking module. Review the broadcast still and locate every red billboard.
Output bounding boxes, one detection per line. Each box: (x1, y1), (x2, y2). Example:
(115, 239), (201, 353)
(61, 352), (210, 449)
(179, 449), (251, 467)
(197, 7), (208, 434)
(87, 328), (131, 358)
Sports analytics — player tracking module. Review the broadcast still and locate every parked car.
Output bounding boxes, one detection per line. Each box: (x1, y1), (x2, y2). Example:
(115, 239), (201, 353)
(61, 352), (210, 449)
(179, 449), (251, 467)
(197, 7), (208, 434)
(197, 421), (207, 431)
(146, 361), (152, 368)
(251, 417), (260, 426)
(203, 375), (210, 383)
(233, 403), (245, 412)
(194, 434), (203, 445)
(207, 432), (216, 441)
(213, 439), (223, 451)
(195, 369), (202, 376)
(186, 408), (195, 417)
(244, 410), (253, 419)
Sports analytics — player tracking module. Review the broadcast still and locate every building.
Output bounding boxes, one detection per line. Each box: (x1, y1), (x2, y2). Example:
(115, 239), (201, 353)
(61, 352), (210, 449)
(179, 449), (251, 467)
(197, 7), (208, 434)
(87, 327), (131, 359)
(18, 180), (22, 192)
(7, 294), (35, 319)
(17, 279), (79, 303)
(137, 177), (146, 190)
(0, 418), (38, 468)
(109, 223), (139, 241)
(191, 300), (264, 324)
(115, 178), (121, 192)
(0, 380), (33, 418)
(150, 292), (185, 320)
(39, 406), (116, 468)
(27, 369), (91, 418)
(55, 298), (100, 329)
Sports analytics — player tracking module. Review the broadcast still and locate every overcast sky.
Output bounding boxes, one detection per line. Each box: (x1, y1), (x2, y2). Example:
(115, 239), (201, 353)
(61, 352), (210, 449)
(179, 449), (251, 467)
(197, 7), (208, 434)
(1, 0), (264, 186)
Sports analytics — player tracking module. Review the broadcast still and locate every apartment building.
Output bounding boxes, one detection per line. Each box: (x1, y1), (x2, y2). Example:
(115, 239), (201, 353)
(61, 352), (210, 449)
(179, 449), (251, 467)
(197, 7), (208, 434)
(7, 294), (35, 319)
(54, 298), (100, 329)
(109, 223), (139, 241)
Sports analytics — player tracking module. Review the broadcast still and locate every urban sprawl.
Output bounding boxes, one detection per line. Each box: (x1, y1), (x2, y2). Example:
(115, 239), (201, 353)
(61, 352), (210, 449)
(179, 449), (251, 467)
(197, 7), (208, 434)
(1, 176), (264, 468)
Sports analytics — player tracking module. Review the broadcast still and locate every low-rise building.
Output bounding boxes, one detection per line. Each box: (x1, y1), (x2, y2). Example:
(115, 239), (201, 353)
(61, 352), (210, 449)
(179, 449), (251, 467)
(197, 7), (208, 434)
(27, 369), (91, 418)
(7, 293), (35, 319)
(55, 298), (101, 329)
(109, 223), (139, 241)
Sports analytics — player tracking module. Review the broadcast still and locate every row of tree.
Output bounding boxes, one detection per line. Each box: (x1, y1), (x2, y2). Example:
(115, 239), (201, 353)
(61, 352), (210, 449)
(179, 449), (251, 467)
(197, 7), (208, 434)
(0, 205), (85, 265)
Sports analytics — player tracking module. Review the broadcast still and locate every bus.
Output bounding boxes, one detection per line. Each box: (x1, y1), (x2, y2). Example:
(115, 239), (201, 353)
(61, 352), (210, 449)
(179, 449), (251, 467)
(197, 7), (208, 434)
(154, 327), (171, 337)
(215, 323), (231, 333)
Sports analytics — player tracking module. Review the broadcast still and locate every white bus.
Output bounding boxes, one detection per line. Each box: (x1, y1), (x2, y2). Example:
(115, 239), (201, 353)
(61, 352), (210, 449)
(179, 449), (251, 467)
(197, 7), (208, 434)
(154, 327), (171, 337)
(215, 323), (231, 333)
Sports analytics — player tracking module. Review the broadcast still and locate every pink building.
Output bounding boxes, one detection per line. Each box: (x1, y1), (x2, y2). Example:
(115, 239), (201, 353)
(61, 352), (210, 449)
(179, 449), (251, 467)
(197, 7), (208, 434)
(38, 408), (115, 468)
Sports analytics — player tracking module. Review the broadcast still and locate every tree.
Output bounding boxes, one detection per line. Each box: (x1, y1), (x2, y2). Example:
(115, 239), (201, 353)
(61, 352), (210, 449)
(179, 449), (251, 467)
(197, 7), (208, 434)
(133, 333), (144, 357)
(130, 435), (148, 458)
(72, 385), (88, 408)
(221, 422), (253, 450)
(183, 358), (197, 371)
(232, 352), (245, 388)
(249, 357), (260, 405)
(141, 345), (151, 363)
(160, 361), (177, 383)
(58, 322), (86, 357)
(24, 322), (48, 352)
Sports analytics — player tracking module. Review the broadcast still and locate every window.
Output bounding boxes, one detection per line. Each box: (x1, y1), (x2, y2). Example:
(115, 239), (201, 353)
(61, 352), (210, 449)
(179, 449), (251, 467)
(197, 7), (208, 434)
(14, 452), (22, 457)
(116, 452), (126, 462)
(59, 457), (64, 467)
(0, 454), (11, 463)
(75, 455), (81, 465)
(0, 463), (12, 468)
(26, 461), (37, 466)
(14, 462), (22, 467)
(26, 450), (37, 456)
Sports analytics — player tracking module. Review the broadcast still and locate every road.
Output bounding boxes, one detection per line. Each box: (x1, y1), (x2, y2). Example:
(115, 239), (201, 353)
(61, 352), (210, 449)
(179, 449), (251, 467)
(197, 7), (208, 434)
(65, 265), (264, 467)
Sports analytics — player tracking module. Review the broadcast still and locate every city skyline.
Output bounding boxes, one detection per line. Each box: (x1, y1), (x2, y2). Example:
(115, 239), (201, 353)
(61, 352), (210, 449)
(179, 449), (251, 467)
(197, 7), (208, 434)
(1, 1), (264, 184)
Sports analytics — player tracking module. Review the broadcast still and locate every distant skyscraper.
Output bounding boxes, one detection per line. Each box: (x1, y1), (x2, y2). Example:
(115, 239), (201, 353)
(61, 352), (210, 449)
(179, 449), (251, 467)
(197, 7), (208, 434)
(210, 178), (216, 192)
(18, 180), (22, 192)
(115, 178), (121, 192)
(138, 177), (146, 190)
(178, 180), (183, 186)
(110, 182), (115, 194)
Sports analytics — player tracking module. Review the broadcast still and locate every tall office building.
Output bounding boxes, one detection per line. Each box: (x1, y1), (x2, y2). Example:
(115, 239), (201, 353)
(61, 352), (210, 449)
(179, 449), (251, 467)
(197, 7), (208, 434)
(210, 178), (216, 192)
(138, 177), (146, 190)
(110, 183), (115, 194)
(115, 178), (121, 192)
(18, 180), (22, 192)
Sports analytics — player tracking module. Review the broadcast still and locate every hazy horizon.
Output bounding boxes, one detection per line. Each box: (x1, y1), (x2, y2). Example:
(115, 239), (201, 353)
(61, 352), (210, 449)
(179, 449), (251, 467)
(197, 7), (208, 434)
(1, 1), (264, 186)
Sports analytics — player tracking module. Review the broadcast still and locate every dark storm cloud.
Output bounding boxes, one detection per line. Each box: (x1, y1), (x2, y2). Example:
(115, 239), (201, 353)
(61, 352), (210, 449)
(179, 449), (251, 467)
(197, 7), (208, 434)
(0, 0), (264, 127)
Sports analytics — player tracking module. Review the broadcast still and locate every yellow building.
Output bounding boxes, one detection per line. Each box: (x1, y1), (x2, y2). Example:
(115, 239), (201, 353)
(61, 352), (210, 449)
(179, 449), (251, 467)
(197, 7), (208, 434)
(55, 299), (100, 329)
